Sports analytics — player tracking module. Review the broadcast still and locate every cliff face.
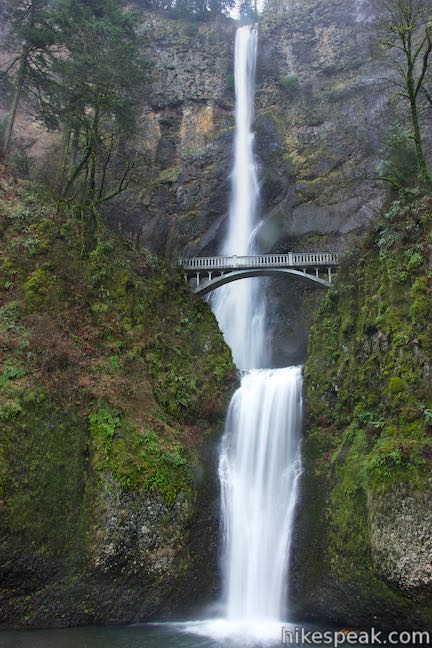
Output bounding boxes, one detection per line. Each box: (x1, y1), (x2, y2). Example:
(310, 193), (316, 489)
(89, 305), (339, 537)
(293, 196), (432, 629)
(0, 2), (396, 362)
(0, 169), (236, 627)
(255, 0), (393, 364)
(256, 0), (389, 252)
(101, 13), (237, 261)
(1, 2), (392, 261)
(125, 0), (392, 261)
(130, 2), (390, 256)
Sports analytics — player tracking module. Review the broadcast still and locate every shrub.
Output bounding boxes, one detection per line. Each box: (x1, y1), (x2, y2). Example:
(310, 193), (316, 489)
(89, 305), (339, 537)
(279, 73), (300, 94)
(10, 149), (30, 177)
(376, 125), (417, 191)
(406, 251), (424, 271)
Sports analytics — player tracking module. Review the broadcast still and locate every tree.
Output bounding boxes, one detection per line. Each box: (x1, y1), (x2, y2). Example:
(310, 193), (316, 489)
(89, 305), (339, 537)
(0, 0), (56, 156)
(382, 0), (432, 185)
(133, 0), (236, 18)
(238, 0), (257, 23)
(49, 0), (145, 209)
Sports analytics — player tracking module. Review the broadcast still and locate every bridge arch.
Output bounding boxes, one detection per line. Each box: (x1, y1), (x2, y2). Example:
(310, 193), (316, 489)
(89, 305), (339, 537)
(191, 268), (332, 296)
(179, 253), (340, 297)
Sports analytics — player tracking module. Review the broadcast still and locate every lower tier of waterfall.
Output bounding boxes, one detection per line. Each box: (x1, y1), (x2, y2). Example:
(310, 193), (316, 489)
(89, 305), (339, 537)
(219, 366), (303, 623)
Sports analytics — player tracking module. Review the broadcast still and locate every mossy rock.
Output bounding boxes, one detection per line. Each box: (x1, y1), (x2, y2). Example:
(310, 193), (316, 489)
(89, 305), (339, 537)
(295, 196), (432, 628)
(0, 169), (236, 627)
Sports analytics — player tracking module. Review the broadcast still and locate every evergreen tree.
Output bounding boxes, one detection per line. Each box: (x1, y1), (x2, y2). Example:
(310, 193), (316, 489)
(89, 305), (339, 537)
(0, 0), (56, 155)
(50, 0), (146, 206)
(133, 0), (236, 18)
(238, 0), (257, 23)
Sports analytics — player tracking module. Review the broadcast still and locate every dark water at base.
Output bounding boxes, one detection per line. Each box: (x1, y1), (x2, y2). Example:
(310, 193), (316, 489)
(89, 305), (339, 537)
(0, 624), (208, 648)
(0, 622), (408, 648)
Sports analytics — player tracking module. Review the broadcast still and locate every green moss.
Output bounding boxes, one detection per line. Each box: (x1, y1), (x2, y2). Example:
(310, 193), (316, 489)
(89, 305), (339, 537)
(88, 406), (192, 504)
(304, 195), (432, 617)
(24, 266), (63, 311)
(0, 169), (236, 620)
(1, 397), (89, 558)
(328, 429), (369, 576)
(388, 376), (405, 394)
(157, 166), (180, 184)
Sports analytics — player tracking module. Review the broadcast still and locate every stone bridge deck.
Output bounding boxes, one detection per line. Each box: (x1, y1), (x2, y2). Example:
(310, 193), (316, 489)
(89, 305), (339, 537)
(179, 253), (340, 295)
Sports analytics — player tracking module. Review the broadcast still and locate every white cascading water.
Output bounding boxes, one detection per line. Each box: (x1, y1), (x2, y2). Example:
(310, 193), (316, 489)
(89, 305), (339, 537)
(215, 23), (303, 639)
(219, 367), (302, 624)
(185, 24), (303, 645)
(211, 25), (266, 370)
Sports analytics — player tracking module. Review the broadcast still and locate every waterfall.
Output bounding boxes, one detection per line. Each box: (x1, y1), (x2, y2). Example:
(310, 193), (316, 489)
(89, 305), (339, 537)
(214, 23), (303, 633)
(185, 24), (303, 644)
(211, 25), (267, 371)
(220, 367), (302, 622)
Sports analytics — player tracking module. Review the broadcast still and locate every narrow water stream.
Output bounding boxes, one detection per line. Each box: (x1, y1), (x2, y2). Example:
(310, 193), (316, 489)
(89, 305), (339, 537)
(211, 25), (266, 371)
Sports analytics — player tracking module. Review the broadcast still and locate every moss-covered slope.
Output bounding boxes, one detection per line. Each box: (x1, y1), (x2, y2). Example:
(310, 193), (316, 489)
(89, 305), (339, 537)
(0, 169), (235, 627)
(292, 195), (432, 629)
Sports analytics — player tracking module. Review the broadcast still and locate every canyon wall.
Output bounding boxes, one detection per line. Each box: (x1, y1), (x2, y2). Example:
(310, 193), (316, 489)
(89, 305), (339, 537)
(294, 196), (432, 629)
(1, 1), (393, 262)
(0, 170), (236, 626)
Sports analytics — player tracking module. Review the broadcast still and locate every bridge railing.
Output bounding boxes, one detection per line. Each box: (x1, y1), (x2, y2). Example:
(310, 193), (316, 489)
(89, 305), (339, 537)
(179, 252), (340, 270)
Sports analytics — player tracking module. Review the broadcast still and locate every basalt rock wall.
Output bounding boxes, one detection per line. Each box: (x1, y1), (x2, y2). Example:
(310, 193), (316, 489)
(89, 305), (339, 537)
(1, 2), (394, 263)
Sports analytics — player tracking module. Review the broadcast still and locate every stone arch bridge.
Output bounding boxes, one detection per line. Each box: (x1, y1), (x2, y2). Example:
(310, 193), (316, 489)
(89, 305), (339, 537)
(179, 253), (340, 297)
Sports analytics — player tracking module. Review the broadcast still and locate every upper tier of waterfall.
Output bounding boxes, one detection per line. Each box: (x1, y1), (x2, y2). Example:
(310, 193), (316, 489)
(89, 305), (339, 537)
(211, 25), (267, 371)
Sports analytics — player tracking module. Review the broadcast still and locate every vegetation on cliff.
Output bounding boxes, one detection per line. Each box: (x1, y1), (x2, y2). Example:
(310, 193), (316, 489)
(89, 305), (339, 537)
(0, 167), (235, 625)
(300, 193), (432, 627)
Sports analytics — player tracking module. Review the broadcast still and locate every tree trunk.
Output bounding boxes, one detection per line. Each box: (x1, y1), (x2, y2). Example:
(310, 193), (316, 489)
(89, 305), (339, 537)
(61, 146), (92, 198)
(70, 127), (81, 166)
(59, 126), (72, 189)
(410, 97), (430, 184)
(3, 48), (27, 156)
(88, 107), (100, 203)
(406, 45), (430, 186)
